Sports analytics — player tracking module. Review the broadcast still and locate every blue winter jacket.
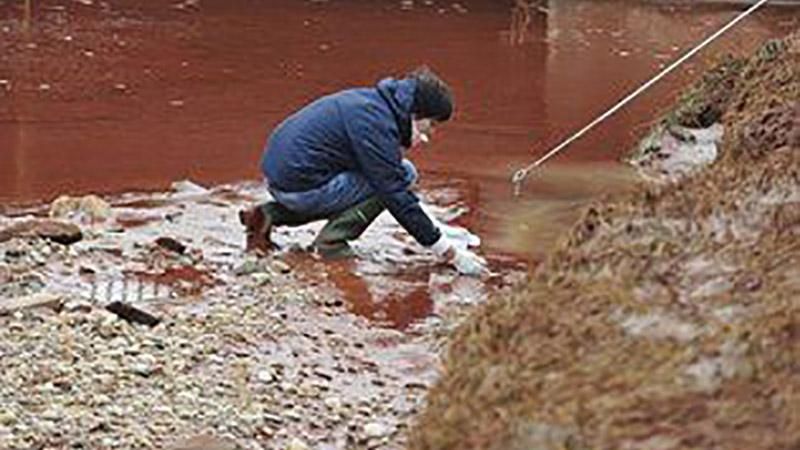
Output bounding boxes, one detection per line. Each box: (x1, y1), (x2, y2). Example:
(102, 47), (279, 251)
(261, 78), (442, 247)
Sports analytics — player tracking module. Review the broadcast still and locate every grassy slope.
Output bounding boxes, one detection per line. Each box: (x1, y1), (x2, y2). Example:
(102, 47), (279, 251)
(410, 32), (800, 450)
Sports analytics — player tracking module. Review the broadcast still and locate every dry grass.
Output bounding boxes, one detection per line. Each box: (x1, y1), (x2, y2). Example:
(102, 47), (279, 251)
(410, 30), (800, 450)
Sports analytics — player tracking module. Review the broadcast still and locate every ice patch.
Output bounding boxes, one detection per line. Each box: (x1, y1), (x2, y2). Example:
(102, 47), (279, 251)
(631, 123), (724, 181)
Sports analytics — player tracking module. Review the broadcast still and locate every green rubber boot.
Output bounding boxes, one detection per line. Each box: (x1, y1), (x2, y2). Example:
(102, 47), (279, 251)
(312, 196), (385, 259)
(262, 201), (322, 227)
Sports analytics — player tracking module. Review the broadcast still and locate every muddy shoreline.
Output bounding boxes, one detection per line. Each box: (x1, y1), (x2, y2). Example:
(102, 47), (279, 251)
(0, 179), (525, 450)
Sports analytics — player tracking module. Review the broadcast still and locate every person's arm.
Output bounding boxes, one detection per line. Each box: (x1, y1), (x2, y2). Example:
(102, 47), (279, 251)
(346, 101), (487, 276)
(348, 102), (442, 247)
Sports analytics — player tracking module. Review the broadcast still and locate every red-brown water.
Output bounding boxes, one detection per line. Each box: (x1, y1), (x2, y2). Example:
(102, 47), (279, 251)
(2, 0), (796, 202)
(1, 0), (798, 327)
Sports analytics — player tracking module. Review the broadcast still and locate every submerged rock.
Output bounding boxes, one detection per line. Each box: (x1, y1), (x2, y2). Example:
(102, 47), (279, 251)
(0, 219), (83, 245)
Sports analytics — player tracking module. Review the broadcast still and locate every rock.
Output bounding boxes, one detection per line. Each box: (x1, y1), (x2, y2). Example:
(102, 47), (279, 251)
(50, 195), (111, 223)
(270, 260), (292, 274)
(364, 422), (390, 439)
(234, 260), (264, 276)
(404, 381), (428, 390)
(286, 437), (309, 450)
(263, 413), (284, 425)
(279, 382), (298, 394)
(258, 425), (274, 439)
(0, 219), (83, 245)
(131, 355), (157, 377)
(255, 369), (275, 383)
(29, 249), (46, 265)
(171, 180), (208, 195)
(155, 237), (187, 255)
(0, 264), (10, 284)
(40, 408), (63, 421)
(0, 292), (63, 315)
(252, 273), (272, 286)
(78, 265), (97, 275)
(64, 299), (93, 313)
(0, 411), (16, 425)
(284, 410), (303, 422)
(166, 434), (237, 450)
(324, 396), (342, 411)
(313, 368), (333, 381)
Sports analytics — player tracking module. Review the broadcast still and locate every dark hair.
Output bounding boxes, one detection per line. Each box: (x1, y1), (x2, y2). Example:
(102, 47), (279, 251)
(408, 66), (454, 122)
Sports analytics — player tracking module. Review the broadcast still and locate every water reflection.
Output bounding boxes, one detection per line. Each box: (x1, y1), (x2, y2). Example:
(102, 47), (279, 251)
(325, 260), (434, 331)
(508, 0), (546, 46)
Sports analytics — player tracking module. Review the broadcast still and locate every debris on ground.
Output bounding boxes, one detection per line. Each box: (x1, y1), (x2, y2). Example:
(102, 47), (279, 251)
(410, 30), (800, 450)
(0, 292), (63, 316)
(0, 219), (83, 245)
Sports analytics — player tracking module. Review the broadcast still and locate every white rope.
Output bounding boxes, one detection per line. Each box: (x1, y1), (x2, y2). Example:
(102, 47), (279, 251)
(511, 0), (771, 196)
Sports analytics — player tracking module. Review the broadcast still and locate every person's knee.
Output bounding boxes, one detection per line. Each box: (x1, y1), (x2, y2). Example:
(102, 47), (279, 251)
(401, 159), (418, 189)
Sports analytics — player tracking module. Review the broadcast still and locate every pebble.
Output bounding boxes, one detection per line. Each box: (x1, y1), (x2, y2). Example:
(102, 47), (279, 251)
(0, 411), (16, 425)
(252, 272), (272, 285)
(256, 369), (275, 383)
(131, 354), (157, 377)
(283, 408), (303, 421)
(324, 396), (342, 411)
(64, 299), (93, 313)
(41, 408), (63, 421)
(263, 413), (284, 425)
(271, 260), (292, 274)
(235, 260), (263, 276)
(364, 421), (390, 439)
(286, 437), (309, 450)
(279, 382), (298, 394)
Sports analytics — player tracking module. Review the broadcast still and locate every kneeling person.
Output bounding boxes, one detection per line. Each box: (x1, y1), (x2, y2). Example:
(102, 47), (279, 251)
(240, 67), (483, 274)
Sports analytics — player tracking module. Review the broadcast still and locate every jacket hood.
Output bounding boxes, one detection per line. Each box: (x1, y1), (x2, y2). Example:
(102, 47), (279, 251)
(376, 77), (416, 148)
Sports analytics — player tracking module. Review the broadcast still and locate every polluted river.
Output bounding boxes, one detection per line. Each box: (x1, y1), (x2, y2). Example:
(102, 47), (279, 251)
(0, 1), (798, 449)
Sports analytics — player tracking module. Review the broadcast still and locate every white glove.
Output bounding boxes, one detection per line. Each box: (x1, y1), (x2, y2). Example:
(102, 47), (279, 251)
(431, 236), (488, 277)
(420, 204), (481, 249)
(439, 222), (481, 248)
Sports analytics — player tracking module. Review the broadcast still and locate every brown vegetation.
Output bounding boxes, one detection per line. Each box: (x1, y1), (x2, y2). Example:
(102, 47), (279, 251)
(410, 31), (800, 450)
